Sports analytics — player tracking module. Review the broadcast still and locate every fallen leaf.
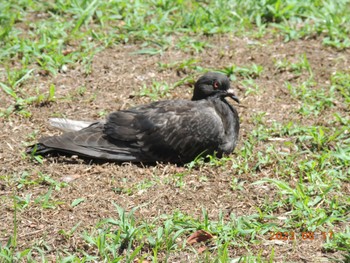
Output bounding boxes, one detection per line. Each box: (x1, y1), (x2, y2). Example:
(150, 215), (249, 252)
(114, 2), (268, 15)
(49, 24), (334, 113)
(197, 246), (207, 254)
(62, 49), (74, 56)
(187, 230), (213, 245)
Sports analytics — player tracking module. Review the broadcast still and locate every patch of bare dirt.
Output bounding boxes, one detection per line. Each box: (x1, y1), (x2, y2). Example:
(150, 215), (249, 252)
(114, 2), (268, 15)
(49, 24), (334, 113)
(1, 34), (349, 261)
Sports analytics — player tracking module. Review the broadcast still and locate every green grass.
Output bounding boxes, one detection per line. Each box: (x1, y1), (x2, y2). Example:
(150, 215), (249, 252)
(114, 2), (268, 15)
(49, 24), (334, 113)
(1, 0), (350, 117)
(1, 0), (350, 262)
(137, 81), (174, 101)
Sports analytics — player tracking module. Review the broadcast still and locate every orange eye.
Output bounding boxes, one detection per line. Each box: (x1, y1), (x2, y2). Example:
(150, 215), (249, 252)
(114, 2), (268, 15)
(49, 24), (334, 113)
(213, 81), (219, 89)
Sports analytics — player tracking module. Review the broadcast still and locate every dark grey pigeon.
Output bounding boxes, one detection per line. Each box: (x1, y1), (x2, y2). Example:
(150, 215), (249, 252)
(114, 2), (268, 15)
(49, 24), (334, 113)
(27, 72), (240, 163)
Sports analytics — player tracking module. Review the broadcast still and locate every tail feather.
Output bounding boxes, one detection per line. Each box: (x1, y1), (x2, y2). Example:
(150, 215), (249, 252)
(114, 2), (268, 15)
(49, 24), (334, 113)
(49, 118), (95, 132)
(26, 143), (53, 155)
(26, 135), (139, 162)
(26, 119), (140, 162)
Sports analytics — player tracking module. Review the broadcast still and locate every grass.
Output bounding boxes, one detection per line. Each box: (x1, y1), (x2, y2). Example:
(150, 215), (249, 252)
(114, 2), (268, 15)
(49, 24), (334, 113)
(1, 0), (350, 262)
(50, 206), (279, 261)
(137, 81), (174, 101)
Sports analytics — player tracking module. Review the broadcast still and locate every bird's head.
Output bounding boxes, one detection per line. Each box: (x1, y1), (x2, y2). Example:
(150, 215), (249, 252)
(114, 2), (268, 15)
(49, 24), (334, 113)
(191, 72), (240, 103)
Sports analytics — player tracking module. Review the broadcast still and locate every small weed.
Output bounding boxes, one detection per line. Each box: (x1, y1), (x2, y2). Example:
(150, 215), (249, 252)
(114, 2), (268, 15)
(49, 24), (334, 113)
(158, 58), (202, 73)
(323, 226), (350, 255)
(172, 172), (186, 188)
(85, 204), (143, 260)
(71, 198), (85, 208)
(34, 187), (64, 209)
(254, 177), (346, 230)
(220, 64), (264, 81)
(97, 110), (108, 117)
(286, 81), (335, 115)
(137, 81), (173, 101)
(0, 81), (56, 118)
(13, 194), (31, 210)
(231, 177), (245, 191)
(241, 78), (260, 96)
(275, 54), (313, 77)
(15, 171), (67, 191)
(58, 222), (82, 239)
(111, 186), (133, 196)
(135, 179), (156, 192)
(176, 37), (211, 53)
(76, 86), (87, 96)
(186, 152), (232, 170)
(331, 72), (350, 105)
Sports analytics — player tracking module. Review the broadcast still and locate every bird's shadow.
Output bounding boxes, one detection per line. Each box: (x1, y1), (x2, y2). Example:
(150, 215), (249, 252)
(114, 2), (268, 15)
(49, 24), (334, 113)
(27, 151), (186, 168)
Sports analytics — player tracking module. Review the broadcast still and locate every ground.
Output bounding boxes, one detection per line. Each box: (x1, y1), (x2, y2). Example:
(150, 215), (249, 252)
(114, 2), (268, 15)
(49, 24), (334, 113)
(1, 33), (349, 262)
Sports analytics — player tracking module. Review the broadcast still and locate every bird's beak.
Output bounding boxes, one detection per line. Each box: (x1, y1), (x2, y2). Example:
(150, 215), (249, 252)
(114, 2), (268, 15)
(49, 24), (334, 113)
(226, 88), (240, 104)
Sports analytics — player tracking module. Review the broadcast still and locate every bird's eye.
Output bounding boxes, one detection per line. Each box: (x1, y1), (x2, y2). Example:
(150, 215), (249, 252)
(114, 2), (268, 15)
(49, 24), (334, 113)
(213, 81), (219, 89)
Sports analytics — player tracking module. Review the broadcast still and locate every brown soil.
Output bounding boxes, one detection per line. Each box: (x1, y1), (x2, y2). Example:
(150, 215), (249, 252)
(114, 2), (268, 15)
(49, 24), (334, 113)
(1, 34), (349, 262)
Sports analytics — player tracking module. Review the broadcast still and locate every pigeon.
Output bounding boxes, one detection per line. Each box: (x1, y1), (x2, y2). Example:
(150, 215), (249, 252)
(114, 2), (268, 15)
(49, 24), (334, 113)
(27, 72), (240, 163)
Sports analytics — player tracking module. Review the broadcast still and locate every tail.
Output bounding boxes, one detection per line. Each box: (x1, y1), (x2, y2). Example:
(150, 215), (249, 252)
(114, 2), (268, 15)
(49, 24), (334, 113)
(26, 118), (97, 156)
(26, 120), (140, 162)
(49, 118), (95, 132)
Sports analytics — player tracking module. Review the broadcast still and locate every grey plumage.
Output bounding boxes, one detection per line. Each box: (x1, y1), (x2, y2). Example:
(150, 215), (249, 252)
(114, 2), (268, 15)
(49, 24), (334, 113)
(27, 72), (240, 163)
